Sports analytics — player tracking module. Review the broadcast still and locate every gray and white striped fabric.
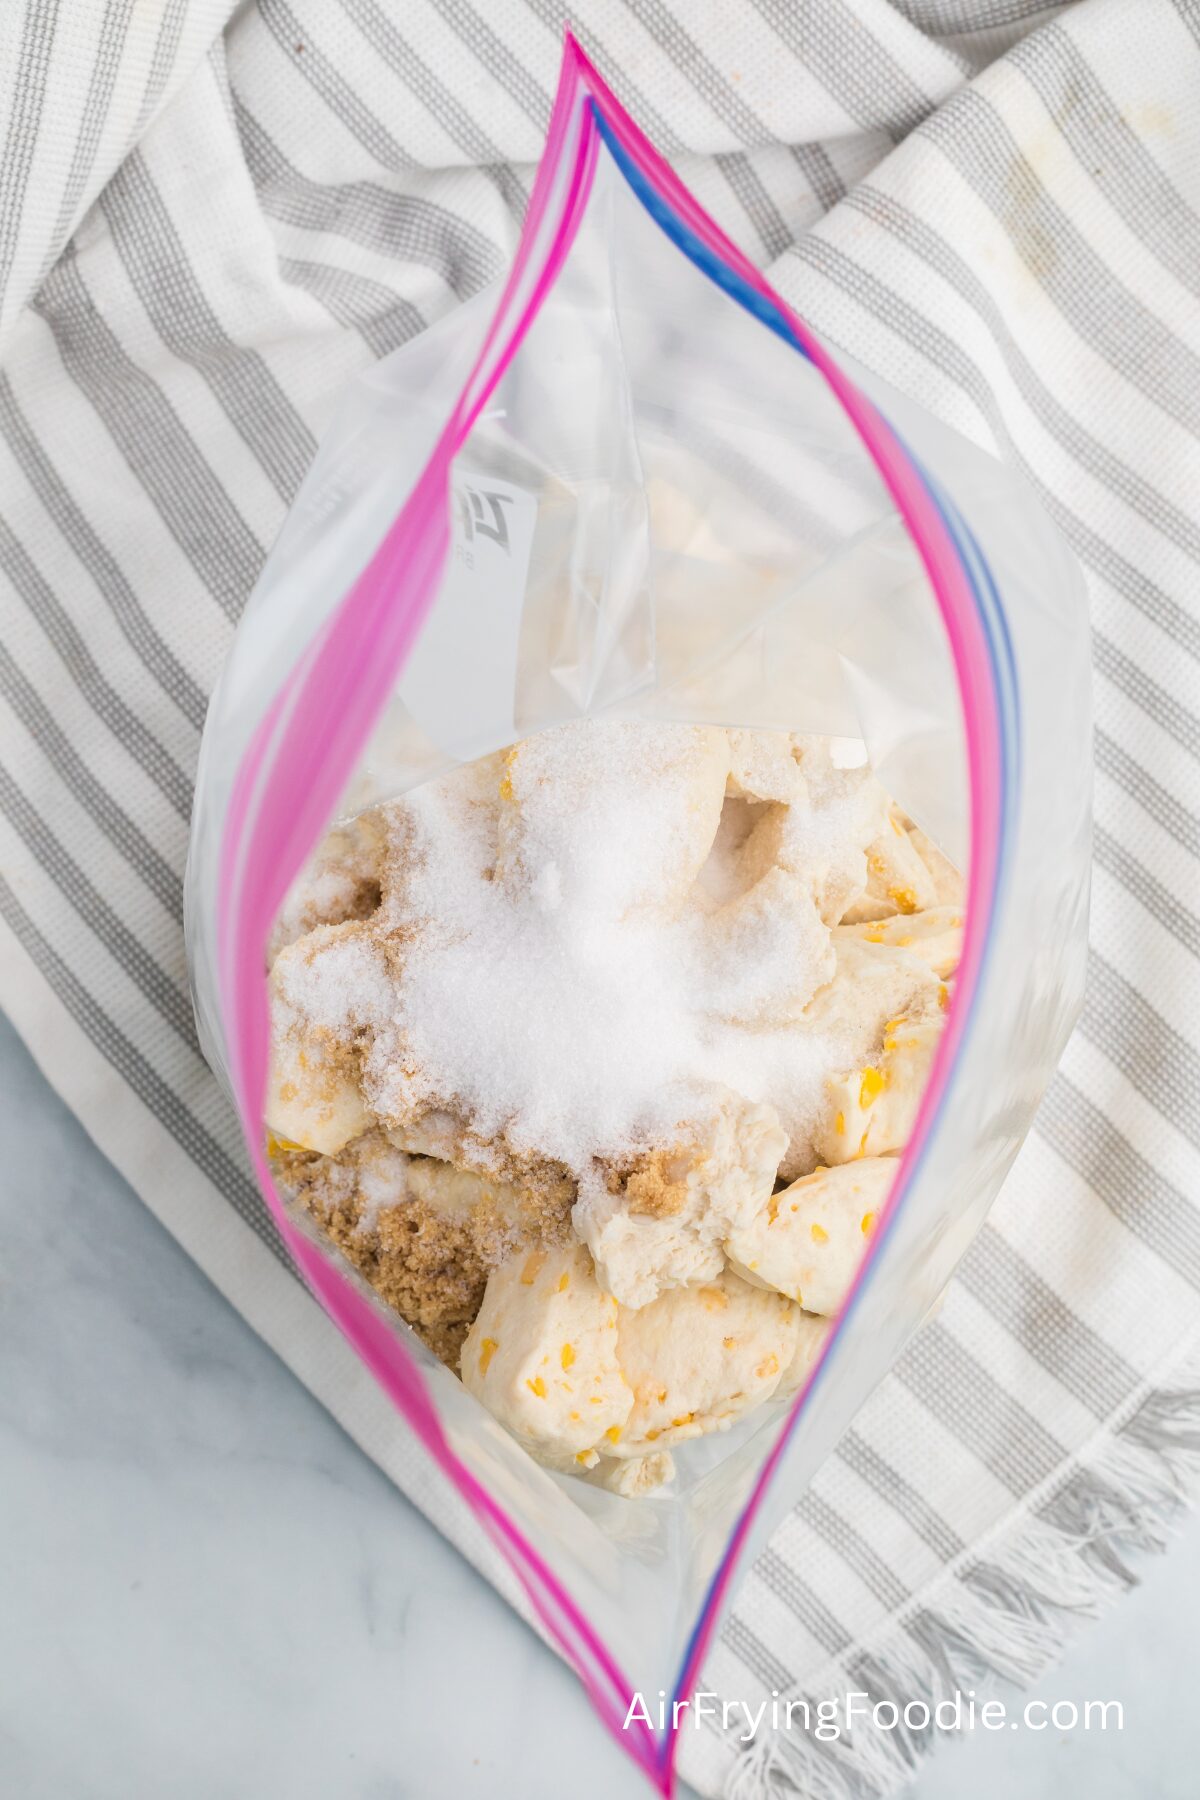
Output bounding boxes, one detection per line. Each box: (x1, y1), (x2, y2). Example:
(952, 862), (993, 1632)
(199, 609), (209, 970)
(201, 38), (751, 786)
(2, 3), (1198, 1794)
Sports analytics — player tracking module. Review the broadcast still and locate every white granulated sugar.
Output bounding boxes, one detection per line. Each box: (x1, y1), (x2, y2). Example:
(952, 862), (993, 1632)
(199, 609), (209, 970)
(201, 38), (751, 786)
(394, 902), (697, 1160)
(496, 721), (727, 921)
(272, 925), (391, 1035)
(358, 721), (897, 1178)
(356, 1140), (411, 1224)
(689, 867), (834, 1029)
(270, 866), (355, 957)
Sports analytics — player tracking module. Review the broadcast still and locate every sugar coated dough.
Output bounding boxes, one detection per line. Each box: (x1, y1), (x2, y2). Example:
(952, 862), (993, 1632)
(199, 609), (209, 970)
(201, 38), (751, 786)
(266, 723), (962, 1493)
(574, 1086), (788, 1309)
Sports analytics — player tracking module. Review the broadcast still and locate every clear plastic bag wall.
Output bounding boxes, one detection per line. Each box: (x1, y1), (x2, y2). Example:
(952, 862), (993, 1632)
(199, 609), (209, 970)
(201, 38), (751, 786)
(185, 36), (1090, 1794)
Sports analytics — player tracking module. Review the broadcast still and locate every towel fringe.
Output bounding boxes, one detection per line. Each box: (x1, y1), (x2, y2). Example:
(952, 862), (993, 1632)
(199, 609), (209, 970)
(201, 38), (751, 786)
(724, 1341), (1200, 1799)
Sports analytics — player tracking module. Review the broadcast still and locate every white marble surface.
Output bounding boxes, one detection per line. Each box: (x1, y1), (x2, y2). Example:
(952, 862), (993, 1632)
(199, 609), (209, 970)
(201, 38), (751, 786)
(1, 1006), (1197, 1799)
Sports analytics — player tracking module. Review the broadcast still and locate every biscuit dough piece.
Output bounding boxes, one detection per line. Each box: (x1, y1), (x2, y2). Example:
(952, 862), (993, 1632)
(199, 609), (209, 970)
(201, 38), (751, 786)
(590, 1450), (677, 1496)
(841, 808), (940, 923)
(266, 1037), (369, 1158)
(611, 1269), (801, 1454)
(462, 1242), (632, 1471)
(396, 1154), (573, 1251)
(383, 1115), (575, 1228)
(908, 826), (966, 909)
(740, 739), (892, 927)
(376, 751), (505, 933)
(726, 1158), (897, 1314)
(385, 1110), (471, 1164)
(265, 921), (389, 1154)
(777, 1310), (835, 1396)
(775, 936), (940, 1180)
(575, 1089), (788, 1309)
(494, 720), (730, 920)
(268, 811), (384, 964)
(817, 1001), (945, 1165)
(803, 936), (941, 1046)
(696, 865), (835, 1027)
(725, 729), (805, 805)
(837, 906), (963, 979)
(408, 1150), (575, 1257)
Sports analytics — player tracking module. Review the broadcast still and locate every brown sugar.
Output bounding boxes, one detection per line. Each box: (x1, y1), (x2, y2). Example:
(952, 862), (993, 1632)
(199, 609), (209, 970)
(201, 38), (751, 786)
(603, 1145), (692, 1218)
(271, 1130), (575, 1372)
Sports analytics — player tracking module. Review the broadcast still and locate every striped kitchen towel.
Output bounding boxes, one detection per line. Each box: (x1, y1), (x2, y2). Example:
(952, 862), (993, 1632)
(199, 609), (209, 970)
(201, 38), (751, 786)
(1, 3), (1198, 1794)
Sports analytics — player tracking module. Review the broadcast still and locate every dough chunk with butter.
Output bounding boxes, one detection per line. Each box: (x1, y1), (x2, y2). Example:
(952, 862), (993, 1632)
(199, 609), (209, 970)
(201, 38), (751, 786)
(726, 1158), (897, 1314)
(841, 808), (940, 923)
(610, 1268), (801, 1454)
(837, 905), (963, 979)
(265, 921), (387, 1154)
(817, 1001), (945, 1164)
(462, 1242), (632, 1471)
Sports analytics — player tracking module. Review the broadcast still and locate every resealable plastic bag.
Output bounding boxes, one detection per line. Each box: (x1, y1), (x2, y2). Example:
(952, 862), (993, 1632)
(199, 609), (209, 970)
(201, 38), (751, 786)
(185, 35), (1090, 1792)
